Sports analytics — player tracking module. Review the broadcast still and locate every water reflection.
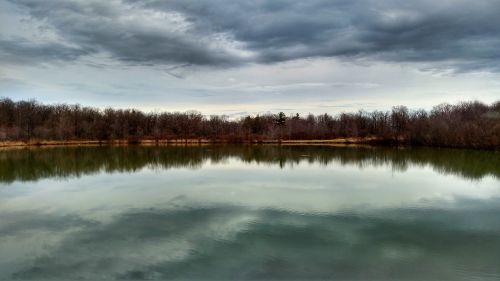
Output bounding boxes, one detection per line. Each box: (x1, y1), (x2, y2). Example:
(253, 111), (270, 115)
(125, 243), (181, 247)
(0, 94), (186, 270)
(0, 145), (499, 280)
(2, 204), (500, 281)
(0, 145), (499, 182)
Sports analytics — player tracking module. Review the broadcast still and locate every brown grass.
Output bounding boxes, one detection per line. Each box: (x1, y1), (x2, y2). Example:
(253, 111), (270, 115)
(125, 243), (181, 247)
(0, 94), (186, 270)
(0, 137), (378, 149)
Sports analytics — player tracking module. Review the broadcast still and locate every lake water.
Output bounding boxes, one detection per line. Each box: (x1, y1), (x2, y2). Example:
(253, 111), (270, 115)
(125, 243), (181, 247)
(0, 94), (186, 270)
(0, 145), (499, 281)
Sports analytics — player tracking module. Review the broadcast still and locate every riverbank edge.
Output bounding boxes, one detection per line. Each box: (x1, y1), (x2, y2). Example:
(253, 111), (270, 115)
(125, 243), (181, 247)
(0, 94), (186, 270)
(1, 138), (497, 150)
(0, 138), (377, 148)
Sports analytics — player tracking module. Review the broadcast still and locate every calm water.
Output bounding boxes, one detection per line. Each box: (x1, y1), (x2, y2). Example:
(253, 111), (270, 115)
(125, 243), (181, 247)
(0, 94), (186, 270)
(0, 145), (499, 281)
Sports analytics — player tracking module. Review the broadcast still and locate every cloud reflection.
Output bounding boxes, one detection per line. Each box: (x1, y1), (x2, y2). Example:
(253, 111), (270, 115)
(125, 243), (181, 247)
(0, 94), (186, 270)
(0, 146), (499, 280)
(3, 202), (500, 280)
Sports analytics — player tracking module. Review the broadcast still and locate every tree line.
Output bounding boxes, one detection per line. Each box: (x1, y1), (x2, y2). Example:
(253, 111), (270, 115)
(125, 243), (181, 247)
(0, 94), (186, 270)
(0, 98), (499, 149)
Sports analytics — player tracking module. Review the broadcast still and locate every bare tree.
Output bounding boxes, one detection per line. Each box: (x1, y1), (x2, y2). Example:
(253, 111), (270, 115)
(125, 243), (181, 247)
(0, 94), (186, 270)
(0, 98), (498, 149)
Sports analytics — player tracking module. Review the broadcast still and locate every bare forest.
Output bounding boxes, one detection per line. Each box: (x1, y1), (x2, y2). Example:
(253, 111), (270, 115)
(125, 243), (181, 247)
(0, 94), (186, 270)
(0, 98), (499, 149)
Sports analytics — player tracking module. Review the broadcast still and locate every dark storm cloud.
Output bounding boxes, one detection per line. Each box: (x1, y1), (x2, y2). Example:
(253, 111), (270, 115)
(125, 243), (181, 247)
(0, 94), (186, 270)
(136, 0), (500, 70)
(0, 38), (90, 64)
(3, 0), (245, 66)
(4, 0), (500, 71)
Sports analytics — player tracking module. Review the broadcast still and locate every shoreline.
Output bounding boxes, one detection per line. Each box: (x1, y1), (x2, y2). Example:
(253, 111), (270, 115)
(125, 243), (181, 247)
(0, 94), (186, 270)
(0, 138), (497, 150)
(0, 138), (377, 148)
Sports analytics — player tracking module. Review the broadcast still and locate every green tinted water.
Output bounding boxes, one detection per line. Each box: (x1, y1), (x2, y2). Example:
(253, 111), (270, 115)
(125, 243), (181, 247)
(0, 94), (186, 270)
(0, 145), (499, 280)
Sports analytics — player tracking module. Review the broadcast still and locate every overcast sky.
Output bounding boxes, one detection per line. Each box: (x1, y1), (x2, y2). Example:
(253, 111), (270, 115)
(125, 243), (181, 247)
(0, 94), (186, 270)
(1, 0), (499, 116)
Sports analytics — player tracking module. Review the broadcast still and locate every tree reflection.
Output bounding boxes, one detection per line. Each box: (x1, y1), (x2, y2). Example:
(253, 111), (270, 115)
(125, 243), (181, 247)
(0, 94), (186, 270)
(0, 145), (498, 183)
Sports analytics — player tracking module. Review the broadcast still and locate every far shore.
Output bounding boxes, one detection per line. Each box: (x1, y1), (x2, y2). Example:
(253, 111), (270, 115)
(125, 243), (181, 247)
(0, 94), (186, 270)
(2, 138), (497, 150)
(0, 137), (378, 149)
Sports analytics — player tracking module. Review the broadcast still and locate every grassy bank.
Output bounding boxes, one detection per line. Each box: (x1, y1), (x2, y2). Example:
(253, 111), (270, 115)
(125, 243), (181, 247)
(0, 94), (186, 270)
(0, 137), (377, 148)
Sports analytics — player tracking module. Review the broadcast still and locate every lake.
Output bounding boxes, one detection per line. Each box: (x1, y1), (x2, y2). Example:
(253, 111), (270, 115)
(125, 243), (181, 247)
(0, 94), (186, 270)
(0, 145), (499, 281)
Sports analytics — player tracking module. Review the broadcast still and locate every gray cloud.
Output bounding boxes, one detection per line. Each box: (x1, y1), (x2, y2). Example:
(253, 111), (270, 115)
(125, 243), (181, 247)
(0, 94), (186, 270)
(140, 0), (500, 70)
(3, 0), (247, 66)
(0, 37), (90, 64)
(3, 0), (500, 72)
